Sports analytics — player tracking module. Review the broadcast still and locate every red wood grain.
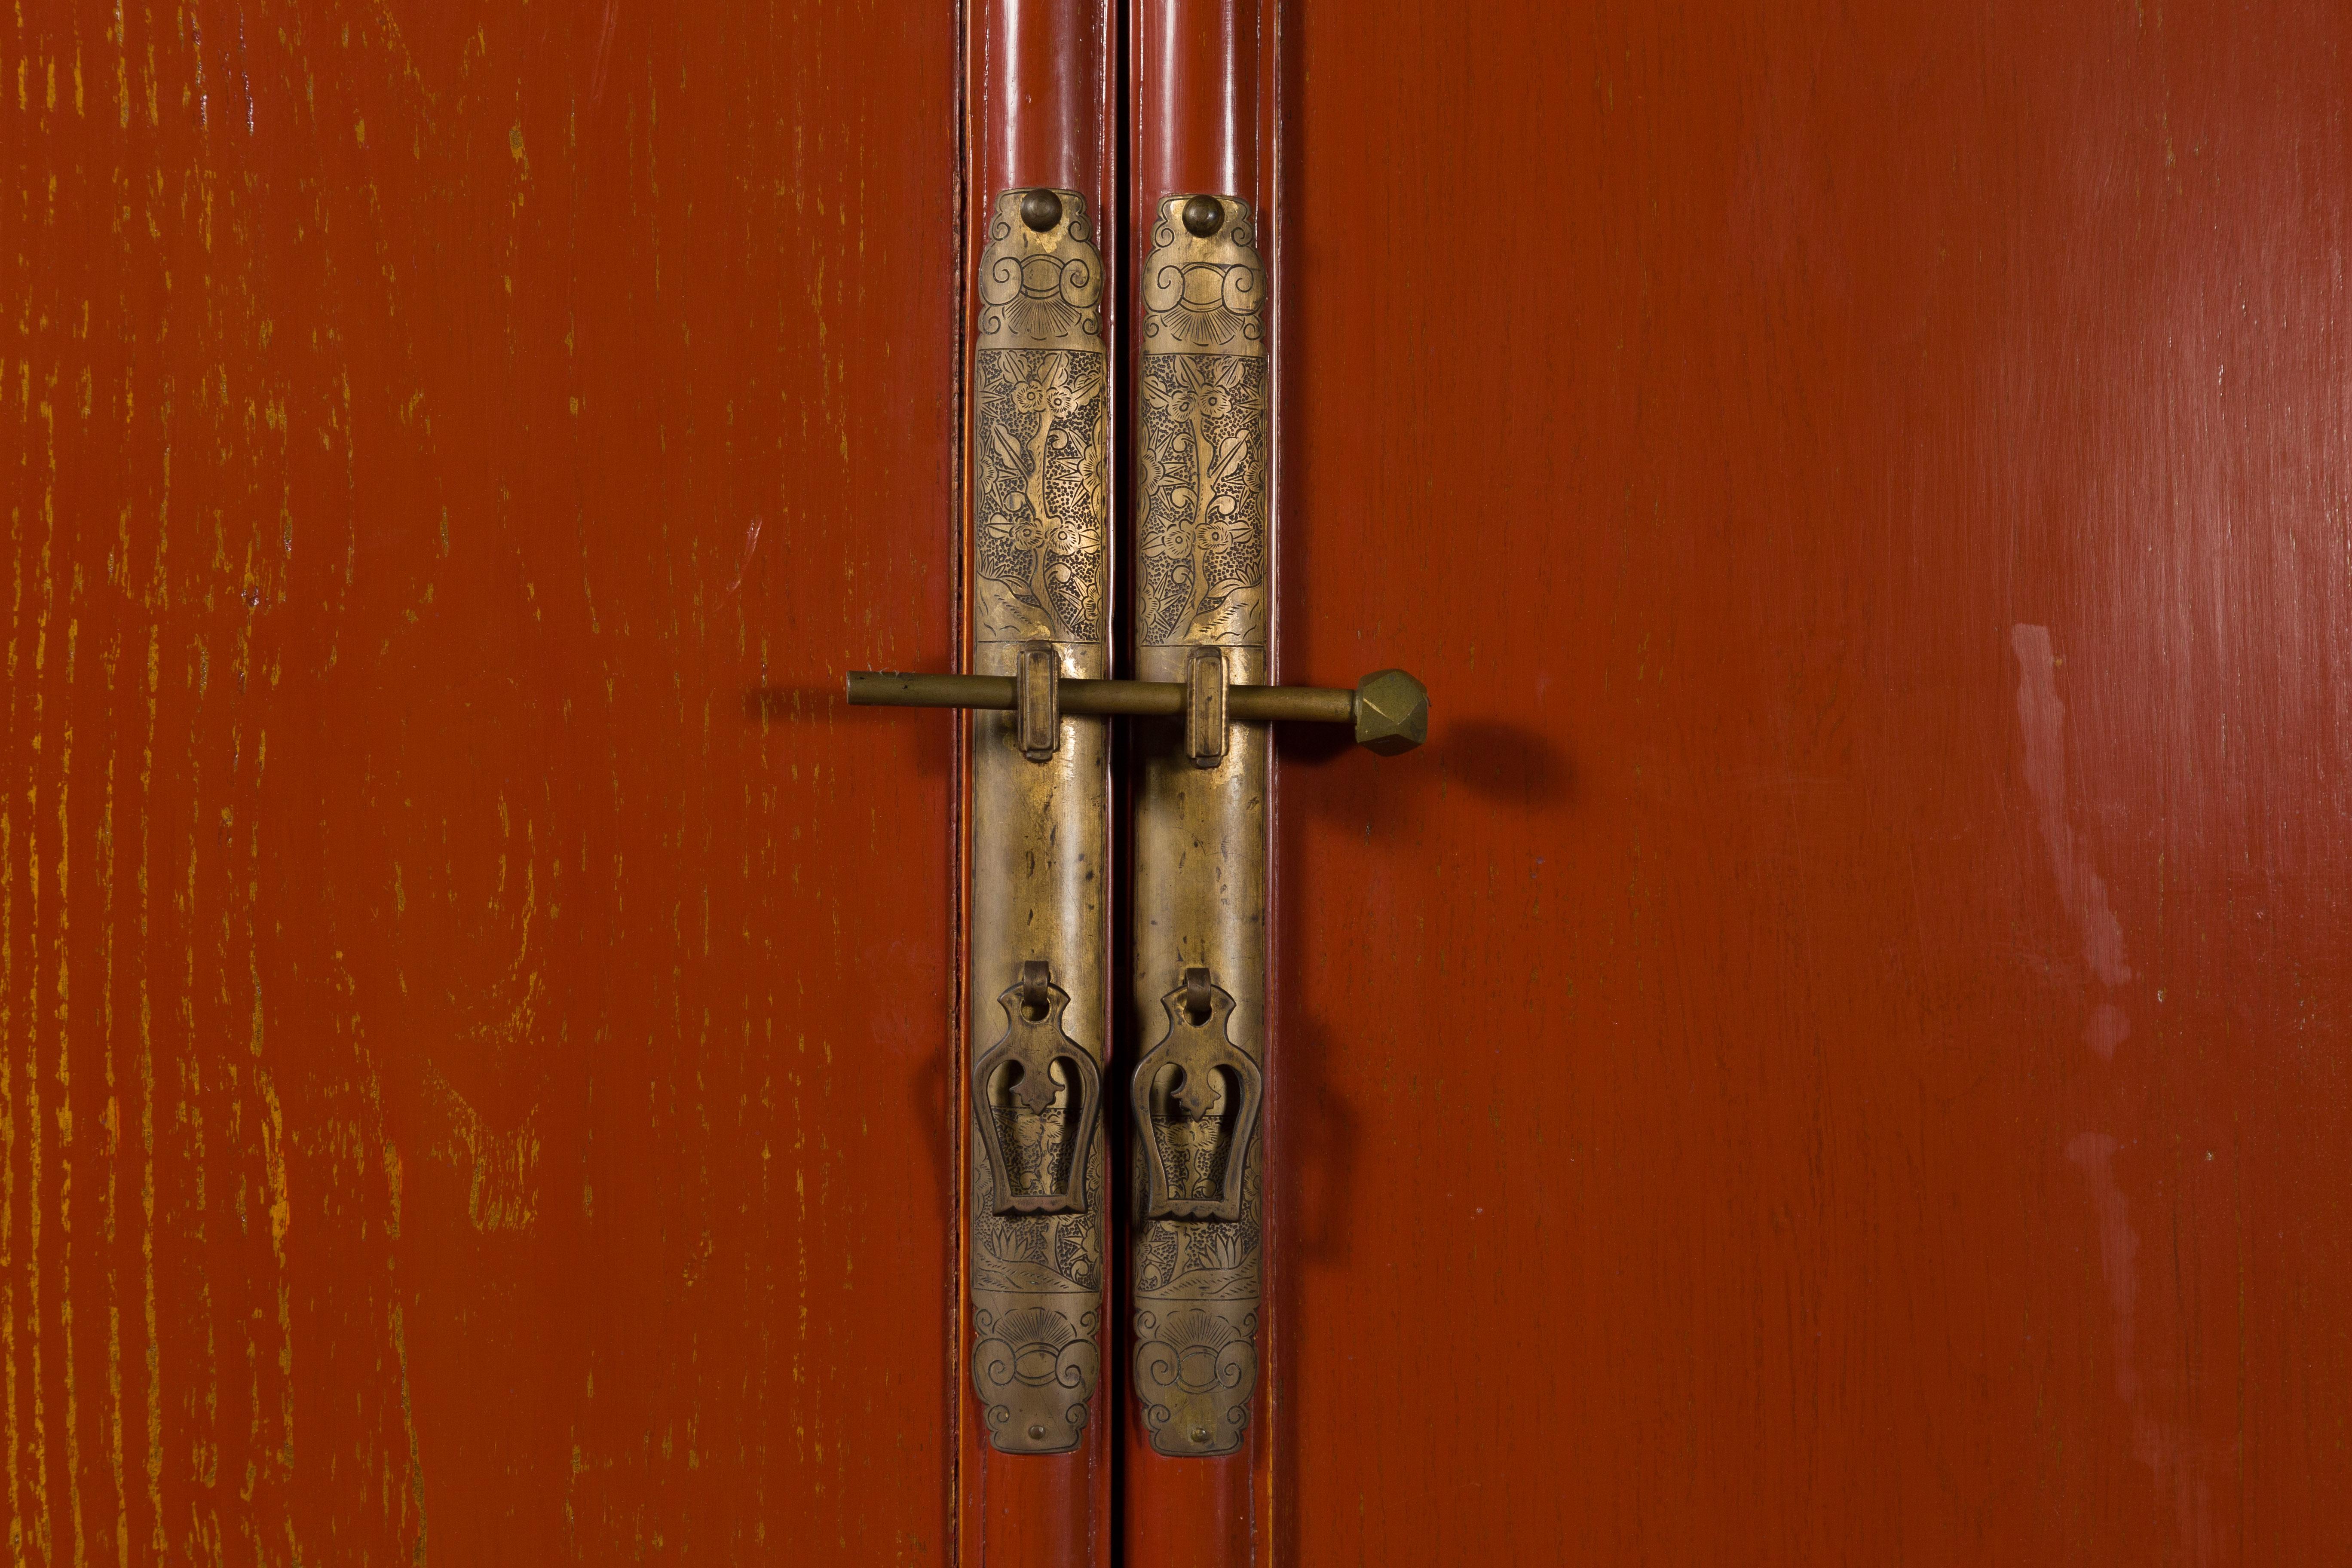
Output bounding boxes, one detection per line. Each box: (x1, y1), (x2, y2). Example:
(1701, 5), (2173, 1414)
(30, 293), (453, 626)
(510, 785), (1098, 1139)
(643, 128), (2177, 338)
(1275, 0), (2351, 1560)
(2, 0), (958, 1559)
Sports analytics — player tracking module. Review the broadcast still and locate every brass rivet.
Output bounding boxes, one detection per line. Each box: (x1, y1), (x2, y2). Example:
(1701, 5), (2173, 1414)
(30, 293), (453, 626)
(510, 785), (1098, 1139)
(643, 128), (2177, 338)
(1188, 1424), (1212, 1445)
(1020, 188), (1063, 233)
(1028, 1423), (1048, 1441)
(1181, 195), (1223, 238)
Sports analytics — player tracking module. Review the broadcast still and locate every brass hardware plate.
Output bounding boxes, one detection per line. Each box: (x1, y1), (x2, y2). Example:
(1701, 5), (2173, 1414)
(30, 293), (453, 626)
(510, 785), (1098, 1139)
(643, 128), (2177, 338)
(1131, 193), (1268, 1458)
(967, 189), (1109, 1455)
(842, 187), (1430, 1465)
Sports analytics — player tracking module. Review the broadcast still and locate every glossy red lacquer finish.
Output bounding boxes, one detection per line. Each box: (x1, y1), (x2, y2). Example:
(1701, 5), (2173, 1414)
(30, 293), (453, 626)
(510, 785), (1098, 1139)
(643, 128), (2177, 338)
(3, 0), (957, 1559)
(1135, 0), (1261, 209)
(1125, 4), (1276, 1566)
(961, 3), (1118, 1565)
(1275, 0), (2351, 1560)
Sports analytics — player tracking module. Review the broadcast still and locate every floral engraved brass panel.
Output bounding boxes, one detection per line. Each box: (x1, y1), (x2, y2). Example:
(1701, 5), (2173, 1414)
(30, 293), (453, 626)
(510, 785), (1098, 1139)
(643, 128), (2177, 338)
(1139, 195), (1268, 648)
(976, 189), (1109, 645)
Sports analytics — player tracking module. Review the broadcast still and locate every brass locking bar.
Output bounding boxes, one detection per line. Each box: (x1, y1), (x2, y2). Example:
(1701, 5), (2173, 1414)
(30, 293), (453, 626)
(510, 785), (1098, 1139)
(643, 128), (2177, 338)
(844, 667), (1428, 753)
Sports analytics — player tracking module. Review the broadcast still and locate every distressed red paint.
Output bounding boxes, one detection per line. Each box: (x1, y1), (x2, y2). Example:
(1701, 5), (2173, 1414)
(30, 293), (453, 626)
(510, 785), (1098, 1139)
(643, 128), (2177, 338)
(4, 0), (956, 1558)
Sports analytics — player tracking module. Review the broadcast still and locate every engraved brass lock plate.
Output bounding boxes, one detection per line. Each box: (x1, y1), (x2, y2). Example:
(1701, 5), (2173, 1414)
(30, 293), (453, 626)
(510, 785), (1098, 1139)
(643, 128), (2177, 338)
(842, 189), (1429, 1467)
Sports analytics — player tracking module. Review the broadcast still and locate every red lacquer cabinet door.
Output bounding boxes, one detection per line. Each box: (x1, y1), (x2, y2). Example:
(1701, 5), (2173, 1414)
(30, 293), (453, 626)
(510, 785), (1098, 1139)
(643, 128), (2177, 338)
(1275, 0), (2350, 1562)
(3, 0), (957, 1559)
(9, 0), (2352, 1561)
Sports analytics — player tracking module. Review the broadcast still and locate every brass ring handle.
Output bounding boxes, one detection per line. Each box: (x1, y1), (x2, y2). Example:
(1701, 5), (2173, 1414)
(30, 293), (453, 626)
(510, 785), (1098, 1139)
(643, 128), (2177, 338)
(844, 667), (1429, 754)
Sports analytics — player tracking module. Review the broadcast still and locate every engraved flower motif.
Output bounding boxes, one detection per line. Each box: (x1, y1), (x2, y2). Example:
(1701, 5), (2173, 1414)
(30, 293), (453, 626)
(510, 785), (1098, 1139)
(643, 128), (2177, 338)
(1192, 1228), (1244, 1273)
(1142, 522), (1194, 561)
(1145, 358), (1207, 419)
(1010, 373), (1054, 413)
(983, 511), (1050, 553)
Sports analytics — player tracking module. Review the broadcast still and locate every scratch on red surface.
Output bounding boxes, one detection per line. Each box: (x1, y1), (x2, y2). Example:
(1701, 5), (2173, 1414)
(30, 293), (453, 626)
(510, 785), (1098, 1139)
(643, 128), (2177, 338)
(2067, 1133), (2214, 1562)
(590, 0), (622, 105)
(726, 515), (766, 599)
(2009, 625), (2132, 992)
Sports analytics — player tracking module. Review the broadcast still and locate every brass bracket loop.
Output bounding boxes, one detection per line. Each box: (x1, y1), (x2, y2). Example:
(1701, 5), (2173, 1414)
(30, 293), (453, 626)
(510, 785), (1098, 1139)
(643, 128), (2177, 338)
(1185, 649), (1228, 768)
(1016, 644), (1061, 761)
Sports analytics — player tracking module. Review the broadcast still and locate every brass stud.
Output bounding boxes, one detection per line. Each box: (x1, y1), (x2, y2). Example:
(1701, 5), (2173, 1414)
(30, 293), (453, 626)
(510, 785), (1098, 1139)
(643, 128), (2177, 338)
(1181, 195), (1224, 238)
(1020, 187), (1063, 233)
(1028, 1423), (1048, 1441)
(1188, 1425), (1212, 1445)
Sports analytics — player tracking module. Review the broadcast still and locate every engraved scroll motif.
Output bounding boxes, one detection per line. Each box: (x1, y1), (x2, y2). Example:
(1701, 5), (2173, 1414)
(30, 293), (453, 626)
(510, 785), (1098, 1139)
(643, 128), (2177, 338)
(1139, 195), (1268, 648)
(976, 189), (1109, 646)
(1130, 971), (1262, 1456)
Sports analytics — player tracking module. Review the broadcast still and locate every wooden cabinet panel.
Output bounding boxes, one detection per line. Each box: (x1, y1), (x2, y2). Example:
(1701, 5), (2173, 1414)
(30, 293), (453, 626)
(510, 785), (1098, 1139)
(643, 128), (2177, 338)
(3, 1), (957, 1558)
(1275, 0), (2350, 1560)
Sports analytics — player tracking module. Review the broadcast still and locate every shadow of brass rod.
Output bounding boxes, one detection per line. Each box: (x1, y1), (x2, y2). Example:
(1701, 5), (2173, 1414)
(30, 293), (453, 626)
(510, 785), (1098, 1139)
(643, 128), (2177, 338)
(845, 671), (1356, 725)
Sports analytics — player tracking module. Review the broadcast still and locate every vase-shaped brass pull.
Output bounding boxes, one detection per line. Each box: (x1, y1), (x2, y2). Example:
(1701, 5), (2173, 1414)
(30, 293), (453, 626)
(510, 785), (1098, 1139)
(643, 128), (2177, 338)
(973, 961), (1102, 1216)
(1130, 967), (1264, 1222)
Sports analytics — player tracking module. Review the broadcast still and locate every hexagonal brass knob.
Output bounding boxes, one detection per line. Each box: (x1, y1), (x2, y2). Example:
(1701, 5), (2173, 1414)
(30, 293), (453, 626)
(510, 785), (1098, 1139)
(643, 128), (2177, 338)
(1353, 670), (1430, 755)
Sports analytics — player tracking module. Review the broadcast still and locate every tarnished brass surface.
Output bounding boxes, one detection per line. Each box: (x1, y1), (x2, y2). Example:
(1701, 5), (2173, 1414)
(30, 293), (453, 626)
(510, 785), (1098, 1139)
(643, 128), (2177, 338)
(1132, 193), (1268, 1458)
(968, 188), (1109, 1455)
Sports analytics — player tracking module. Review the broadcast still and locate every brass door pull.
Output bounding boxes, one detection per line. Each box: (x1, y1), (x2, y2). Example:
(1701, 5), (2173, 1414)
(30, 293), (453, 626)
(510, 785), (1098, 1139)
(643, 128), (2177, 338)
(1131, 968), (1263, 1222)
(973, 960), (1103, 1216)
(845, 666), (1429, 756)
